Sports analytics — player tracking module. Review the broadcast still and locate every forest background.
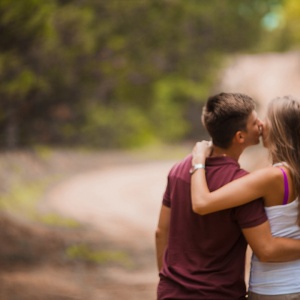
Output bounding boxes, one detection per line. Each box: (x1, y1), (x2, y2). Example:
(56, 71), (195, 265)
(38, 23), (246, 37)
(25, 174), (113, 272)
(2, 0), (300, 299)
(2, 0), (300, 150)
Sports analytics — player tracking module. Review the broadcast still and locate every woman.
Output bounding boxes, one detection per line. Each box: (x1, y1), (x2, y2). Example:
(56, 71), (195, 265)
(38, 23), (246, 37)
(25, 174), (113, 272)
(191, 95), (300, 299)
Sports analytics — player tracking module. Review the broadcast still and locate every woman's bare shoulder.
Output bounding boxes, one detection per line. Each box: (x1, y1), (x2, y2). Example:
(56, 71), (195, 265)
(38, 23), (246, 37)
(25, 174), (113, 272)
(251, 166), (281, 177)
(246, 166), (283, 186)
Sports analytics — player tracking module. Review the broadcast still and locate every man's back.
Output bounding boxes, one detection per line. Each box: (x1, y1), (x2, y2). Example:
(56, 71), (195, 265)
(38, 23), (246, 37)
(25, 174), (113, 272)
(158, 154), (266, 300)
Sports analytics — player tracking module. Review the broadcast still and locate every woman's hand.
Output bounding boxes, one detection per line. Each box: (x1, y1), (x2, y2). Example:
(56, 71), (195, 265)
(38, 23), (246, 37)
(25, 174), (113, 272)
(192, 141), (212, 165)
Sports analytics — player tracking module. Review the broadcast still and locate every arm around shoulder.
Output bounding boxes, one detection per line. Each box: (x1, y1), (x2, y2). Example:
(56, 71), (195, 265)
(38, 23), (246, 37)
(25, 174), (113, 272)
(191, 167), (278, 215)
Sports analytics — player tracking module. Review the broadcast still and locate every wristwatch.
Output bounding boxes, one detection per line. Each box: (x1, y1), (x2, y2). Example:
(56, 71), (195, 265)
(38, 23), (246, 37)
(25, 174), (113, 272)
(189, 163), (205, 174)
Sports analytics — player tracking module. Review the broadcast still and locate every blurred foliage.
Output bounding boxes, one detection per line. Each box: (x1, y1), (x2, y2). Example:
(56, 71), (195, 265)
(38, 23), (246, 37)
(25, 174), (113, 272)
(276, 0), (300, 49)
(66, 244), (133, 267)
(252, 0), (300, 51)
(37, 213), (80, 228)
(0, 177), (79, 227)
(0, 181), (48, 213)
(1, 0), (296, 149)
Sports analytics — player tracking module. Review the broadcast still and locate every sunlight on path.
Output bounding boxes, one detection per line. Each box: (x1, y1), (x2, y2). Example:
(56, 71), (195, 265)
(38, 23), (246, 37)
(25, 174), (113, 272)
(45, 160), (176, 248)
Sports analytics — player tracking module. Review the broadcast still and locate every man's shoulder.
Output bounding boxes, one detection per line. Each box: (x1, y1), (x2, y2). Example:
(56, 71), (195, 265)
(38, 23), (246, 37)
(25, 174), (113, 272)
(169, 154), (192, 175)
(206, 156), (249, 179)
(234, 167), (249, 179)
(225, 159), (249, 179)
(165, 154), (193, 183)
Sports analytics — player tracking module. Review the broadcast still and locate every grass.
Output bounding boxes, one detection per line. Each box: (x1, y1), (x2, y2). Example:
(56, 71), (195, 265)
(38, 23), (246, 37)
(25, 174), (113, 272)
(0, 179), (80, 228)
(66, 244), (133, 267)
(0, 181), (48, 214)
(36, 213), (80, 228)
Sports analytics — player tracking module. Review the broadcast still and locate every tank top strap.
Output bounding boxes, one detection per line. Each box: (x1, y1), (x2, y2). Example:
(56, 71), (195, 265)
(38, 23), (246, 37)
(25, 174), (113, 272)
(279, 168), (289, 205)
(273, 162), (290, 205)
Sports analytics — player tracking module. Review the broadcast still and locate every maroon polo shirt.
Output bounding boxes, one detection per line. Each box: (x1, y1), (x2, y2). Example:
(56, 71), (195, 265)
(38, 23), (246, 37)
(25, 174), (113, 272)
(157, 154), (267, 300)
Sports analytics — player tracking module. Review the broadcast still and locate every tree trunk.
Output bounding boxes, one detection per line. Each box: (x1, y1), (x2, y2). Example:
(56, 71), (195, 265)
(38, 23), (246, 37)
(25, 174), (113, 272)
(5, 107), (18, 149)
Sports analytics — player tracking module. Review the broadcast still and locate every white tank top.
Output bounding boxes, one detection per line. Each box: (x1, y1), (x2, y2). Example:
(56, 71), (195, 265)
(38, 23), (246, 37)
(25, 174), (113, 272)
(249, 197), (300, 294)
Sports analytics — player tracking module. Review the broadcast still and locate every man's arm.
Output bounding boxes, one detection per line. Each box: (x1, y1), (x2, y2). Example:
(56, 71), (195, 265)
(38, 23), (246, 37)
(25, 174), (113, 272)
(155, 205), (170, 271)
(243, 221), (300, 262)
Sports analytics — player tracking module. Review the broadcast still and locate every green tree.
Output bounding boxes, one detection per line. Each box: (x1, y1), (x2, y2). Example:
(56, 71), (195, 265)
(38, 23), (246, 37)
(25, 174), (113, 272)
(0, 0), (54, 147)
(80, 0), (282, 147)
(273, 0), (300, 49)
(0, 0), (284, 149)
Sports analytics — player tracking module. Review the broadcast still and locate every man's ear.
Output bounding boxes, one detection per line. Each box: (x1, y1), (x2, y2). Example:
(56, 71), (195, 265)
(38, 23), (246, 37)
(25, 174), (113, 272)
(234, 131), (245, 144)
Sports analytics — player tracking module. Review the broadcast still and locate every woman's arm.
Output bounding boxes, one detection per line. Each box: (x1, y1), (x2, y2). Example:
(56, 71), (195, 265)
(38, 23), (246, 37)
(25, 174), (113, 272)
(191, 141), (279, 215)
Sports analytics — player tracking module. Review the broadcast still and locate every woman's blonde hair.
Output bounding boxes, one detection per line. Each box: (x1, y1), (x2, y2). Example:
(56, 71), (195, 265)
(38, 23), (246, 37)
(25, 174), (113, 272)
(266, 95), (300, 224)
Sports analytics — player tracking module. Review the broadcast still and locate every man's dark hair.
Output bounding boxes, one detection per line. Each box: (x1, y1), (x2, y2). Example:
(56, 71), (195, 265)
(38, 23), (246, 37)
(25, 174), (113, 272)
(202, 92), (255, 148)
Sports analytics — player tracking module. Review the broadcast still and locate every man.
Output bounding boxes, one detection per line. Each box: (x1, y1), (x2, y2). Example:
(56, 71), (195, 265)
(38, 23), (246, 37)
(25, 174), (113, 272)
(155, 92), (300, 299)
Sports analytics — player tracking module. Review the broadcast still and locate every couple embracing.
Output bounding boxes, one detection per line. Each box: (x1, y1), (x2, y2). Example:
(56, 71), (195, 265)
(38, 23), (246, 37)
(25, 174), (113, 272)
(156, 93), (300, 299)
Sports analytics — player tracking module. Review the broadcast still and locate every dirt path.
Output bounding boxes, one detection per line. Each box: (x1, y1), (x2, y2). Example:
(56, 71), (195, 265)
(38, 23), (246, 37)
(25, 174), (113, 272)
(43, 159), (177, 299)
(45, 161), (176, 248)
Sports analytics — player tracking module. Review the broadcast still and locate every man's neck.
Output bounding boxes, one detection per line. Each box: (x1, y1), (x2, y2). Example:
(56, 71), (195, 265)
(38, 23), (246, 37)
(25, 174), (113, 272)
(210, 146), (243, 162)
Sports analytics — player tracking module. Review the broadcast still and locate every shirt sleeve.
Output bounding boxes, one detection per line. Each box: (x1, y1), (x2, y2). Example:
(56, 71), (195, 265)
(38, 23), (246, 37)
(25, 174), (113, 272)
(234, 197), (268, 228)
(162, 175), (171, 208)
